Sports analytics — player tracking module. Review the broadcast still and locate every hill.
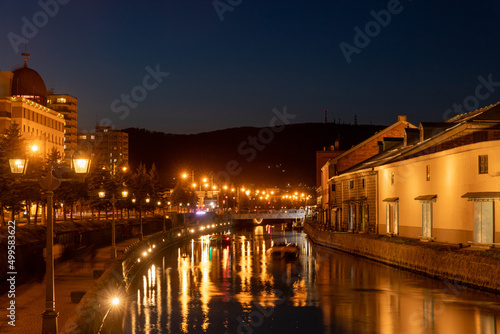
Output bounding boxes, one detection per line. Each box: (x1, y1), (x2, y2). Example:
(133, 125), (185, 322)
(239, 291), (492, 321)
(124, 122), (386, 188)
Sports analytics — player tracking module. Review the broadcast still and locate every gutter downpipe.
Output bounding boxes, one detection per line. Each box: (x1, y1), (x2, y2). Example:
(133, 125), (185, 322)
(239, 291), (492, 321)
(374, 167), (379, 235)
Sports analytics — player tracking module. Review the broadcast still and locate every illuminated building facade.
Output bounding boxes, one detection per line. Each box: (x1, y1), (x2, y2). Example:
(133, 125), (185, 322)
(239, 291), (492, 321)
(77, 126), (129, 172)
(47, 92), (78, 157)
(322, 103), (500, 245)
(317, 115), (416, 228)
(0, 62), (66, 157)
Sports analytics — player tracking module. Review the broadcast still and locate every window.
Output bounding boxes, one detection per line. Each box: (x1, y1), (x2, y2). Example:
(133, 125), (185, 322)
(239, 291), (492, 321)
(349, 180), (354, 189)
(479, 155), (488, 174)
(362, 178), (366, 188)
(56, 97), (66, 103)
(331, 184), (336, 192)
(426, 165), (431, 181)
(391, 173), (395, 185)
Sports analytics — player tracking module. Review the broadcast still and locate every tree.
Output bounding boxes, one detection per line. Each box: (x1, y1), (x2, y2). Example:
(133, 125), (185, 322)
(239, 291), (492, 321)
(22, 156), (44, 225)
(0, 124), (27, 224)
(238, 195), (251, 211)
(149, 163), (162, 197)
(130, 163), (153, 218)
(171, 182), (188, 208)
(87, 164), (113, 220)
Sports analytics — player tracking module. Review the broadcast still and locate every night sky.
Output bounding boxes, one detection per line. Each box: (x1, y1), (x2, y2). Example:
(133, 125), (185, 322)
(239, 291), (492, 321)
(2, 0), (500, 134)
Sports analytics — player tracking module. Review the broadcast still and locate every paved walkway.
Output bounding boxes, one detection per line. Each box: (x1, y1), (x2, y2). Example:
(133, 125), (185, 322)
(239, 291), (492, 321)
(0, 238), (140, 333)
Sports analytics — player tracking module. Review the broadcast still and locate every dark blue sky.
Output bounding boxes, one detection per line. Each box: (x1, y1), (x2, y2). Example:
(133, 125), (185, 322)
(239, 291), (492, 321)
(2, 0), (500, 134)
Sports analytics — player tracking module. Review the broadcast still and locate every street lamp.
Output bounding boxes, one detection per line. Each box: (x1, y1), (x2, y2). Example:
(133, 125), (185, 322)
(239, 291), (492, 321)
(10, 153), (90, 334)
(8, 158), (28, 174)
(156, 200), (168, 233)
(99, 188), (129, 259)
(111, 190), (129, 258)
(132, 195), (149, 241)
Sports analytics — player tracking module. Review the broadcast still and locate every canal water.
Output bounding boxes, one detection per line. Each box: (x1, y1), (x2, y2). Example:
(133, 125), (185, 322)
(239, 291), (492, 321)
(122, 224), (500, 334)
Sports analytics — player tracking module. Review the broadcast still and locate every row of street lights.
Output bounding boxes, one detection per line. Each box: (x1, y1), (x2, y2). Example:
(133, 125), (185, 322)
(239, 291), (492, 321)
(99, 190), (170, 243)
(179, 171), (314, 211)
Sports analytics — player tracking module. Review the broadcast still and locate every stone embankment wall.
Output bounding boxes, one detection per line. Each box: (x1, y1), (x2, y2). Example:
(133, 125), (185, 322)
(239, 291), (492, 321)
(304, 223), (500, 293)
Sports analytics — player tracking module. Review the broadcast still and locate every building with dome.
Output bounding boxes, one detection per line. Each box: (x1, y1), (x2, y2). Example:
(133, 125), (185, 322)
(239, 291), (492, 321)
(0, 56), (76, 159)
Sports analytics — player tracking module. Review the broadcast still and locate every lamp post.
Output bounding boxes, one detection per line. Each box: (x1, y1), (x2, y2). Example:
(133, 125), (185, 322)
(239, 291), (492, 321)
(132, 196), (144, 241)
(131, 196), (142, 240)
(132, 195), (149, 241)
(156, 200), (167, 233)
(99, 188), (128, 259)
(9, 155), (90, 334)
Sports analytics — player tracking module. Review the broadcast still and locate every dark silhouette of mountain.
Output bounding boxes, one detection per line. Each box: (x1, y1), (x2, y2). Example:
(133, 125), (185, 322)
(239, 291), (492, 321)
(124, 122), (386, 188)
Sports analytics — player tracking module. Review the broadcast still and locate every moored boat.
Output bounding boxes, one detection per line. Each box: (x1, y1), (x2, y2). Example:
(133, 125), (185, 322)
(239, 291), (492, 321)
(267, 243), (300, 260)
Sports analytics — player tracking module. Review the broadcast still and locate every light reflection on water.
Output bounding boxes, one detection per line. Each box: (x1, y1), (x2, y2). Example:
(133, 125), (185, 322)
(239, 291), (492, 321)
(123, 225), (500, 334)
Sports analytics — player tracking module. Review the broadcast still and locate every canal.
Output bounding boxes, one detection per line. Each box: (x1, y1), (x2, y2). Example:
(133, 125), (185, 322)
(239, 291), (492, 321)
(122, 224), (500, 334)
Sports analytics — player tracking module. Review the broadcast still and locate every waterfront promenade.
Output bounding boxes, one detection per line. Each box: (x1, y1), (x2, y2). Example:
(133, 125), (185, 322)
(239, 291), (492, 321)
(0, 237), (140, 333)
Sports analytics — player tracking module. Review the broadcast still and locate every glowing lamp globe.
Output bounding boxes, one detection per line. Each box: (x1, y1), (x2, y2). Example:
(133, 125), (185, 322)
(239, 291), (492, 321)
(73, 158), (90, 174)
(9, 158), (28, 174)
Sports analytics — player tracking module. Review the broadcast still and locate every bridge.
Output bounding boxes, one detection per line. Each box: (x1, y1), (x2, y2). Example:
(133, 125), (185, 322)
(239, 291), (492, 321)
(230, 210), (306, 224)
